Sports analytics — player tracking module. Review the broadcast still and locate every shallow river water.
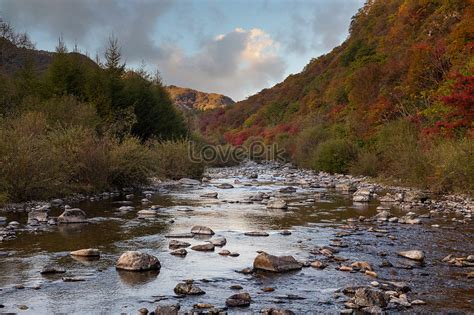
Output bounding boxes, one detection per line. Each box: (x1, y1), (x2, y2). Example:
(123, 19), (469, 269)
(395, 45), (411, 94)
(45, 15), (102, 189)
(0, 164), (473, 314)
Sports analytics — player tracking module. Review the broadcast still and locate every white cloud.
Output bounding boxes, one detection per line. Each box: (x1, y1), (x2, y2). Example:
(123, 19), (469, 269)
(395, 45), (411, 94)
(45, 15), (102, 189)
(155, 27), (286, 100)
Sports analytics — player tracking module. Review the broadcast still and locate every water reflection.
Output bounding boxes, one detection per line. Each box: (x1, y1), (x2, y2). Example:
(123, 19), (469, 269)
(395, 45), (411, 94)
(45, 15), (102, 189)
(117, 269), (160, 286)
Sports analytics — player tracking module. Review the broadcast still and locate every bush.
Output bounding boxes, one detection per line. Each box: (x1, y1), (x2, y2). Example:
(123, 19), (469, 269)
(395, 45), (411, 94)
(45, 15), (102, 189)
(293, 125), (330, 168)
(150, 139), (204, 179)
(109, 137), (154, 188)
(310, 138), (356, 174)
(350, 149), (383, 177)
(428, 138), (474, 193)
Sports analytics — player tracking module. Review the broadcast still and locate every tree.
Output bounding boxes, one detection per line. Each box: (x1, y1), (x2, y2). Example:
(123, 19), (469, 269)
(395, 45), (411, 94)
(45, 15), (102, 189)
(104, 35), (125, 74)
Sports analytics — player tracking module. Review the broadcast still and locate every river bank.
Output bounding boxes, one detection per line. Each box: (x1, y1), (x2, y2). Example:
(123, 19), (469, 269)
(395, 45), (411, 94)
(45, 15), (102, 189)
(0, 161), (472, 313)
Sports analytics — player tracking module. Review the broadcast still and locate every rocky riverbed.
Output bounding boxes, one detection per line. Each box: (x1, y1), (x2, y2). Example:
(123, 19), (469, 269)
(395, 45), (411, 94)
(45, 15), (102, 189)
(0, 161), (473, 314)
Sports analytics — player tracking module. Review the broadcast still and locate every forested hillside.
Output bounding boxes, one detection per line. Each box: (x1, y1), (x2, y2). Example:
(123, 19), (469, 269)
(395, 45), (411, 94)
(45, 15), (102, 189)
(199, 0), (473, 193)
(166, 85), (234, 111)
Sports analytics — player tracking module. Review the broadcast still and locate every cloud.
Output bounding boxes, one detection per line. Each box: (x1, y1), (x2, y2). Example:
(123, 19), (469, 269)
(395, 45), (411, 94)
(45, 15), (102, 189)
(155, 28), (286, 100)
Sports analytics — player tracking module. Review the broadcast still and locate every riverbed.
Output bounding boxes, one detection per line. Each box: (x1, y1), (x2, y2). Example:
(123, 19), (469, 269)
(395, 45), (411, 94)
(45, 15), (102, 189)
(0, 162), (473, 314)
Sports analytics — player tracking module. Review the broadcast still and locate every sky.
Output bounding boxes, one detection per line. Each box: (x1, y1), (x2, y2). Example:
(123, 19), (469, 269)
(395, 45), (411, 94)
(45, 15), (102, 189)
(0, 0), (365, 101)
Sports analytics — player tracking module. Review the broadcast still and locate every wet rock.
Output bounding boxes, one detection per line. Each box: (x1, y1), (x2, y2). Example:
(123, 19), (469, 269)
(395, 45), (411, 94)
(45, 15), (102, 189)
(118, 206), (135, 212)
(261, 308), (295, 315)
(338, 265), (353, 272)
(70, 248), (100, 257)
(351, 261), (373, 271)
(217, 183), (234, 189)
(165, 233), (194, 238)
(209, 236), (227, 246)
(58, 208), (87, 224)
(138, 307), (148, 315)
(398, 250), (425, 262)
(267, 199), (288, 209)
(191, 243), (215, 251)
(229, 252), (240, 257)
(238, 267), (254, 275)
(155, 304), (180, 315)
(174, 282), (205, 295)
(226, 292), (251, 307)
(280, 230), (292, 235)
(179, 178), (201, 185)
(219, 249), (231, 256)
(17, 305), (29, 310)
(311, 260), (327, 269)
(137, 209), (157, 216)
(230, 284), (243, 290)
(28, 210), (48, 224)
(353, 188), (372, 202)
(411, 299), (426, 305)
(169, 240), (191, 249)
(62, 276), (86, 282)
(262, 287), (275, 292)
(365, 271), (378, 278)
(191, 225), (215, 235)
(245, 231), (269, 237)
(41, 265), (66, 274)
(170, 249), (187, 256)
(279, 186), (297, 194)
(253, 252), (302, 272)
(353, 287), (387, 308)
(116, 251), (161, 271)
(200, 192), (218, 198)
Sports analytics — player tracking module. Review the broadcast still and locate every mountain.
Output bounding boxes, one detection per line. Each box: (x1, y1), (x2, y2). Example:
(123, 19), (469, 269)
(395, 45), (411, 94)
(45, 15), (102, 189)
(165, 85), (234, 111)
(198, 0), (473, 193)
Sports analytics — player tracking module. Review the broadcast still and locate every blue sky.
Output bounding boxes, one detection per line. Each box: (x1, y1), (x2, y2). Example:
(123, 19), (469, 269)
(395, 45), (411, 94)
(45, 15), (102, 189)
(1, 0), (365, 100)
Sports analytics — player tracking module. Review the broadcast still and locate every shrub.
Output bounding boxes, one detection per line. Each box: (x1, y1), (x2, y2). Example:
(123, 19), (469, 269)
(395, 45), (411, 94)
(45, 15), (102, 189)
(293, 125), (330, 168)
(109, 137), (154, 188)
(150, 139), (204, 179)
(310, 138), (356, 174)
(350, 149), (383, 177)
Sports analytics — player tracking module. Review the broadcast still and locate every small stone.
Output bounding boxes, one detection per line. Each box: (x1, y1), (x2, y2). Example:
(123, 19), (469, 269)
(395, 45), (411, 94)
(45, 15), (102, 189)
(70, 248), (100, 257)
(200, 192), (218, 198)
(351, 261), (373, 271)
(57, 208), (87, 224)
(155, 304), (180, 315)
(138, 307), (149, 315)
(398, 250), (425, 262)
(219, 250), (231, 256)
(169, 240), (191, 250)
(230, 284), (243, 290)
(244, 231), (269, 237)
(170, 249), (187, 256)
(370, 281), (379, 287)
(194, 303), (214, 309)
(191, 225), (215, 235)
(262, 287), (275, 292)
(41, 265), (66, 274)
(174, 282), (205, 295)
(229, 252), (240, 257)
(209, 236), (227, 246)
(339, 265), (353, 272)
(217, 183), (234, 189)
(17, 305), (28, 310)
(365, 270), (378, 278)
(353, 287), (387, 307)
(62, 276), (86, 282)
(411, 299), (426, 305)
(280, 230), (292, 235)
(226, 292), (251, 307)
(310, 260), (327, 269)
(191, 243), (215, 251)
(239, 267), (253, 274)
(267, 199), (288, 209)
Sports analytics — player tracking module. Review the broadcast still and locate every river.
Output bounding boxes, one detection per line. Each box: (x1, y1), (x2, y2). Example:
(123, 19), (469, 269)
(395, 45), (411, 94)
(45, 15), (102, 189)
(0, 162), (473, 313)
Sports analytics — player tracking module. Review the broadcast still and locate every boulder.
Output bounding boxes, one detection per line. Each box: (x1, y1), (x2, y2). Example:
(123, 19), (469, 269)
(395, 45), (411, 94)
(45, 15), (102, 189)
(226, 292), (251, 307)
(57, 208), (87, 224)
(267, 199), (288, 209)
(174, 282), (205, 295)
(70, 248), (100, 257)
(191, 243), (215, 251)
(398, 250), (425, 261)
(253, 252), (302, 272)
(191, 225), (215, 235)
(169, 240), (191, 249)
(116, 251), (161, 271)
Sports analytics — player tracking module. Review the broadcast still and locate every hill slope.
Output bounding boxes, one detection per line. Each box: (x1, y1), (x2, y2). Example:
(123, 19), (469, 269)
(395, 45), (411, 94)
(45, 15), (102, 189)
(199, 0), (473, 193)
(166, 85), (234, 111)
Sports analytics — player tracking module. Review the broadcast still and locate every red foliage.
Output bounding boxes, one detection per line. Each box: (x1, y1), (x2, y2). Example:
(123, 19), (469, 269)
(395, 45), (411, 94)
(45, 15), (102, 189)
(423, 72), (474, 137)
